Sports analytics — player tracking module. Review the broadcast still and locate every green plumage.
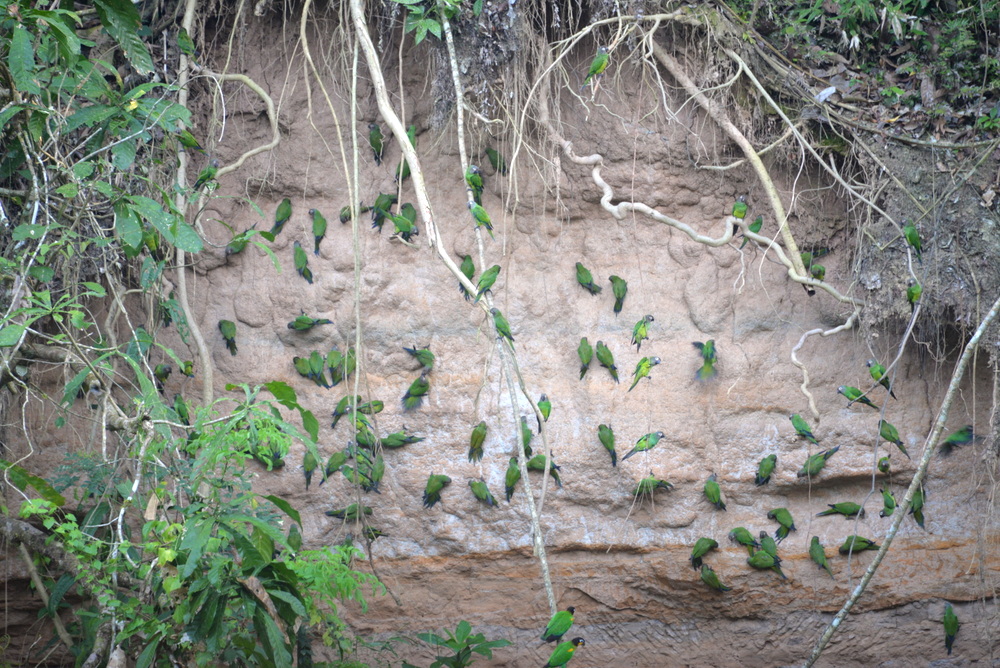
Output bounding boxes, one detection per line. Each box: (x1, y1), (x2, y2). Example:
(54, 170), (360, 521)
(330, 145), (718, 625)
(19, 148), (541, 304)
(368, 123), (384, 165)
(583, 45), (610, 86)
(597, 423), (617, 467)
(153, 363), (171, 392)
(544, 637), (584, 667)
(475, 264), (501, 301)
(609, 275), (627, 315)
(403, 345), (435, 370)
(747, 550), (786, 579)
(700, 565), (731, 592)
(767, 507), (796, 542)
(690, 537), (719, 570)
(816, 502), (865, 519)
(521, 416), (533, 457)
(331, 395), (361, 429)
(469, 479), (496, 507)
(755, 454), (777, 486)
(469, 421), (488, 462)
(468, 201), (495, 239)
(631, 314), (654, 352)
(422, 474), (451, 508)
(810, 264), (826, 281)
(537, 394), (551, 429)
(594, 340), (618, 383)
(526, 454), (561, 487)
(325, 503), (372, 521)
(879, 485), (896, 517)
(790, 413), (819, 444)
(703, 474), (726, 510)
(288, 314), (333, 331)
(308, 351), (327, 388)
(758, 532), (779, 560)
(293, 241), (313, 284)
(371, 192), (398, 232)
(504, 457), (520, 501)
(797, 445), (840, 478)
(578, 337), (593, 379)
(621, 431), (665, 462)
(740, 214), (762, 249)
(218, 319), (237, 355)
(491, 308), (514, 347)
(575, 262), (601, 295)
(879, 419), (909, 458)
(910, 484), (926, 529)
(395, 124), (416, 182)
(628, 356), (660, 392)
(193, 159), (219, 190)
(541, 607), (574, 643)
(302, 449), (318, 489)
(272, 197), (292, 236)
(809, 536), (833, 577)
(940, 425), (978, 456)
(693, 340), (717, 381)
(902, 221), (922, 263)
(459, 254), (475, 301)
(484, 147), (507, 175)
(878, 456), (891, 474)
(379, 429), (424, 449)
(177, 27), (196, 58)
(838, 535), (879, 554)
(907, 278), (922, 310)
(732, 195), (748, 219)
(633, 473), (673, 497)
(728, 527), (759, 556)
(866, 358), (897, 399)
(402, 372), (430, 411)
(310, 209), (327, 255)
(175, 128), (205, 153)
(943, 603), (958, 655)
(465, 165), (484, 205)
(838, 385), (879, 410)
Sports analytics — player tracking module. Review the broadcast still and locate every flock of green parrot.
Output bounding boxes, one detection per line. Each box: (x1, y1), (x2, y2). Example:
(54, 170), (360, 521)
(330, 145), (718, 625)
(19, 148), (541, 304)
(173, 43), (968, 661)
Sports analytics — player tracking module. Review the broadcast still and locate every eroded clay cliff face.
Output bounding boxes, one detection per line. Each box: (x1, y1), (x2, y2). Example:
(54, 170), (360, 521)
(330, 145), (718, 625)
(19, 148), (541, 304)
(5, 14), (996, 666)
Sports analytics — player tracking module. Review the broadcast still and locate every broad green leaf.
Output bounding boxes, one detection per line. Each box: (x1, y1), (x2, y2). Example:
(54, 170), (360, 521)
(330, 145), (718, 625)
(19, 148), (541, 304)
(13, 225), (45, 241)
(73, 161), (96, 180)
(113, 201), (144, 250)
(93, 0), (154, 75)
(0, 324), (26, 348)
(9, 27), (41, 95)
(0, 105), (24, 131)
(455, 620), (471, 644)
(111, 138), (137, 170)
(300, 409), (319, 443)
(28, 266), (54, 282)
(64, 104), (118, 133)
(170, 218), (203, 253)
(267, 589), (307, 618)
(136, 639), (159, 668)
(179, 518), (215, 579)
(81, 282), (106, 297)
(264, 381), (297, 407)
(46, 574), (75, 615)
(262, 494), (301, 527)
(55, 183), (79, 198)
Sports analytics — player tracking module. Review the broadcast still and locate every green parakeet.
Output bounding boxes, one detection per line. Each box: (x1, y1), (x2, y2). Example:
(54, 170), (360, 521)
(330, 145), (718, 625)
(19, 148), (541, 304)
(700, 565), (731, 592)
(621, 431), (665, 461)
(475, 264), (501, 302)
(402, 372), (430, 411)
(293, 241), (313, 284)
(303, 449), (318, 489)
(631, 314), (654, 352)
(422, 474), (451, 509)
(767, 507), (796, 542)
(865, 358), (897, 399)
(174, 128), (205, 154)
(758, 532), (780, 561)
(394, 124), (416, 182)
(582, 45), (610, 87)
(838, 535), (879, 554)
(173, 393), (190, 425)
(943, 603), (958, 655)
(597, 423), (617, 467)
(810, 264), (826, 281)
(809, 536), (834, 577)
(177, 27), (197, 58)
(837, 385), (879, 410)
(609, 275), (627, 315)
(403, 345), (435, 370)
(468, 201), (495, 239)
(308, 351), (328, 387)
(193, 159), (219, 190)
(469, 479), (496, 507)
(459, 254), (475, 301)
(732, 195), (748, 221)
(703, 474), (726, 511)
(879, 420), (909, 459)
(469, 421), (487, 462)
(747, 550), (786, 579)
(293, 356), (312, 383)
(218, 319), (237, 355)
(288, 314), (333, 331)
(594, 340), (618, 383)
(728, 527), (759, 556)
(325, 503), (372, 521)
(287, 522), (302, 552)
(879, 484), (896, 517)
(272, 197), (292, 236)
(504, 457), (520, 502)
(537, 394), (551, 427)
(797, 445), (840, 478)
(153, 363), (171, 392)
(816, 502), (865, 519)
(690, 537), (719, 570)
(578, 337), (593, 379)
(544, 637), (585, 667)
(878, 455), (891, 474)
(628, 356), (661, 392)
(521, 416), (533, 457)
(693, 340), (718, 381)
(740, 215), (762, 249)
(331, 395), (362, 429)
(368, 122), (384, 165)
(755, 454), (777, 486)
(465, 164), (484, 205)
(310, 208), (327, 255)
(380, 430), (424, 448)
(484, 147), (507, 175)
(370, 192), (398, 232)
(541, 607), (575, 643)
(902, 220), (922, 263)
(526, 454), (561, 487)
(490, 308), (514, 346)
(790, 413), (819, 444)
(388, 211), (418, 241)
(906, 278), (922, 310)
(575, 262), (602, 295)
(633, 472), (673, 496)
(910, 484), (926, 529)
(940, 425), (979, 456)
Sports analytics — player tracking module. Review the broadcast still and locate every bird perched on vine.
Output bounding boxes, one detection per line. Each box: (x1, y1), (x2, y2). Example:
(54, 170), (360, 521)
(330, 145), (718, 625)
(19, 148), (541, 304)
(537, 394), (551, 430)
(368, 122), (384, 165)
(541, 607), (575, 643)
(866, 358), (897, 399)
(879, 485), (896, 517)
(879, 420), (909, 458)
(582, 45), (610, 88)
(740, 215), (762, 249)
(837, 385), (879, 410)
(906, 278), (922, 310)
(174, 128), (205, 154)
(468, 201), (495, 239)
(271, 197), (291, 236)
(459, 254), (475, 301)
(731, 195), (748, 220)
(490, 308), (514, 347)
(475, 264), (501, 302)
(465, 164), (484, 205)
(193, 159), (219, 191)
(902, 220), (922, 263)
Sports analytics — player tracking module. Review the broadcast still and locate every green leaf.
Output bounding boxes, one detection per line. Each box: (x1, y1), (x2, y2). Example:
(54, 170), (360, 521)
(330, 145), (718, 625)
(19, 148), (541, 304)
(0, 105), (24, 131)
(300, 409), (319, 443)
(0, 324), (26, 347)
(222, 513), (288, 550)
(264, 381), (298, 407)
(111, 138), (137, 170)
(136, 639), (159, 668)
(12, 225), (45, 242)
(113, 201), (144, 250)
(93, 0), (154, 75)
(179, 518), (215, 579)
(73, 161), (96, 180)
(55, 183), (79, 198)
(61, 368), (91, 407)
(28, 265), (54, 282)
(170, 218), (204, 253)
(473, 0), (483, 15)
(455, 620), (471, 645)
(253, 606), (293, 668)
(9, 27), (41, 95)
(82, 282), (107, 297)
(33, 10), (83, 60)
(262, 494), (302, 527)
(64, 105), (118, 133)
(267, 589), (307, 618)
(94, 180), (113, 197)
(46, 574), (76, 615)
